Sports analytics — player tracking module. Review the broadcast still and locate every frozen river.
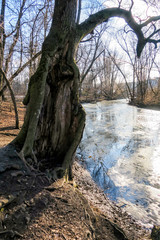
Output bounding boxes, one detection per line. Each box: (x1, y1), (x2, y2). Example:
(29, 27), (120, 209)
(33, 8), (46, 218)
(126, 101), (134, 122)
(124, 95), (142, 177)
(78, 100), (160, 226)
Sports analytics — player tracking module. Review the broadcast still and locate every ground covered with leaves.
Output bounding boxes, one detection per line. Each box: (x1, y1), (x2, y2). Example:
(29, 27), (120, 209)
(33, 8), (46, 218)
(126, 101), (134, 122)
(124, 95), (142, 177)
(0, 101), (25, 147)
(0, 158), (152, 240)
(0, 100), (155, 239)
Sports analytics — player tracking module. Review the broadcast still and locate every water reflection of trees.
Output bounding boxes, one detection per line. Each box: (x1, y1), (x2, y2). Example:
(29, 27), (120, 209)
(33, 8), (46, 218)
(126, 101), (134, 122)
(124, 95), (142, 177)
(92, 159), (109, 189)
(80, 101), (160, 224)
(84, 104), (154, 178)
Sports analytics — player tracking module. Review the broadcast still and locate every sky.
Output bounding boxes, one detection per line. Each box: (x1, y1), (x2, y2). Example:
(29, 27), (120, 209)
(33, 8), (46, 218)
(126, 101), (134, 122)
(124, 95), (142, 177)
(103, 0), (160, 28)
(104, 0), (159, 16)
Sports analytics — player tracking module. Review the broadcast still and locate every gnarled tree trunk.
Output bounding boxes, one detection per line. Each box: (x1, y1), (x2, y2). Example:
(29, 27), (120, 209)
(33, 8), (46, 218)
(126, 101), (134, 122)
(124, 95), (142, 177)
(34, 49), (86, 178)
(13, 0), (86, 179)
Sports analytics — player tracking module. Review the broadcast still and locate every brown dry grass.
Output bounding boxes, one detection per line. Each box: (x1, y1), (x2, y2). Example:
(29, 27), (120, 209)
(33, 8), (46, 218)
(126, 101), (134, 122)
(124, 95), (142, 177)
(143, 90), (160, 106)
(0, 100), (25, 147)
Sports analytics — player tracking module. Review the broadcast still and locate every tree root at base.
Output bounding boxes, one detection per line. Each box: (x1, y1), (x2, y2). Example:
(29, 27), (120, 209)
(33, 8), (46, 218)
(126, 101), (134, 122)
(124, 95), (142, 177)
(0, 230), (23, 238)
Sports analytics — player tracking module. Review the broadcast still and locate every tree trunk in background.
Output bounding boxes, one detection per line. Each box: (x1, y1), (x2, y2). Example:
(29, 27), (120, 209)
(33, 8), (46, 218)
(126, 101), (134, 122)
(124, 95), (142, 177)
(0, 69), (19, 129)
(0, 0), (6, 102)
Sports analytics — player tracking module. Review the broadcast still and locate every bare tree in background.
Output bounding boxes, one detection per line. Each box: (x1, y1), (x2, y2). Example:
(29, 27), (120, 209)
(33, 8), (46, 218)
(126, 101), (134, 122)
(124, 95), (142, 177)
(0, 0), (27, 128)
(77, 25), (106, 98)
(0, 0), (54, 128)
(116, 29), (159, 104)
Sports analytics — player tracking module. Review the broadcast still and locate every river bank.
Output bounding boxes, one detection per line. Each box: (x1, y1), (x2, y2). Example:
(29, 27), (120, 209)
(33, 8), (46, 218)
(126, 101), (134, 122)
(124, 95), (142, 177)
(0, 100), (157, 239)
(0, 146), (151, 239)
(79, 99), (160, 227)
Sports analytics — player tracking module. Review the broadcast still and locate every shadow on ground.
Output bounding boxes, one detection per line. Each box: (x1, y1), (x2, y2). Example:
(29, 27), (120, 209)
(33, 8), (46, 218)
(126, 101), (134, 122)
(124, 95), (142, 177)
(0, 145), (131, 240)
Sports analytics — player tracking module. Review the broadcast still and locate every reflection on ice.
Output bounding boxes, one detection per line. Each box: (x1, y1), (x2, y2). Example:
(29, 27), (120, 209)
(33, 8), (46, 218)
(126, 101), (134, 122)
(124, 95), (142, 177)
(79, 100), (160, 225)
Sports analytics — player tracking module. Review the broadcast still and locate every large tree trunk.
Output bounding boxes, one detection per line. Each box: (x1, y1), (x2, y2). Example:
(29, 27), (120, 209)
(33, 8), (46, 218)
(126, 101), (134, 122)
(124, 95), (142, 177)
(13, 0), (85, 179)
(34, 52), (85, 178)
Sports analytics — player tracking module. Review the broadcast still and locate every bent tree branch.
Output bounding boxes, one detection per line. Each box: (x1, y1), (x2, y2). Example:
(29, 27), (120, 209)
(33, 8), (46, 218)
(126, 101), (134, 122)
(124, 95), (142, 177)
(77, 8), (160, 57)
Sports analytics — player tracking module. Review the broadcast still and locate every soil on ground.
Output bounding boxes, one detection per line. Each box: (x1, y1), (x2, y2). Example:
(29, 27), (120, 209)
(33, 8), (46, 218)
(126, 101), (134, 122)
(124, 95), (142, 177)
(0, 100), (154, 239)
(0, 100), (25, 147)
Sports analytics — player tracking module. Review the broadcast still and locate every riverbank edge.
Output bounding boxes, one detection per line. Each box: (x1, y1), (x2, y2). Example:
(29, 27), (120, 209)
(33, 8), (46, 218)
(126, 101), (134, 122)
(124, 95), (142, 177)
(81, 97), (160, 111)
(0, 145), (152, 239)
(0, 100), (156, 239)
(73, 159), (152, 240)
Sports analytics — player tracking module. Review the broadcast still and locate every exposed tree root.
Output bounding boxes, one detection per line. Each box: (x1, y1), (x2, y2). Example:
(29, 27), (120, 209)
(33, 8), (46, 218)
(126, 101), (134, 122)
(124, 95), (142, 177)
(0, 230), (23, 238)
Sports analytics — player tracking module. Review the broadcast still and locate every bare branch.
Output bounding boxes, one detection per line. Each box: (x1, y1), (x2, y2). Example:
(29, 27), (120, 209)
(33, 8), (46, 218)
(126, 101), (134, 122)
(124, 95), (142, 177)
(78, 8), (140, 39)
(76, 0), (82, 24)
(140, 15), (160, 28)
(81, 49), (104, 83)
(9, 51), (42, 81)
(147, 28), (160, 39)
(4, 0), (27, 73)
(80, 35), (95, 43)
(107, 49), (133, 99)
(118, 0), (123, 8)
(77, 8), (146, 57)
(0, 51), (42, 95)
(146, 38), (160, 48)
(129, 0), (134, 12)
(77, 7), (160, 58)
